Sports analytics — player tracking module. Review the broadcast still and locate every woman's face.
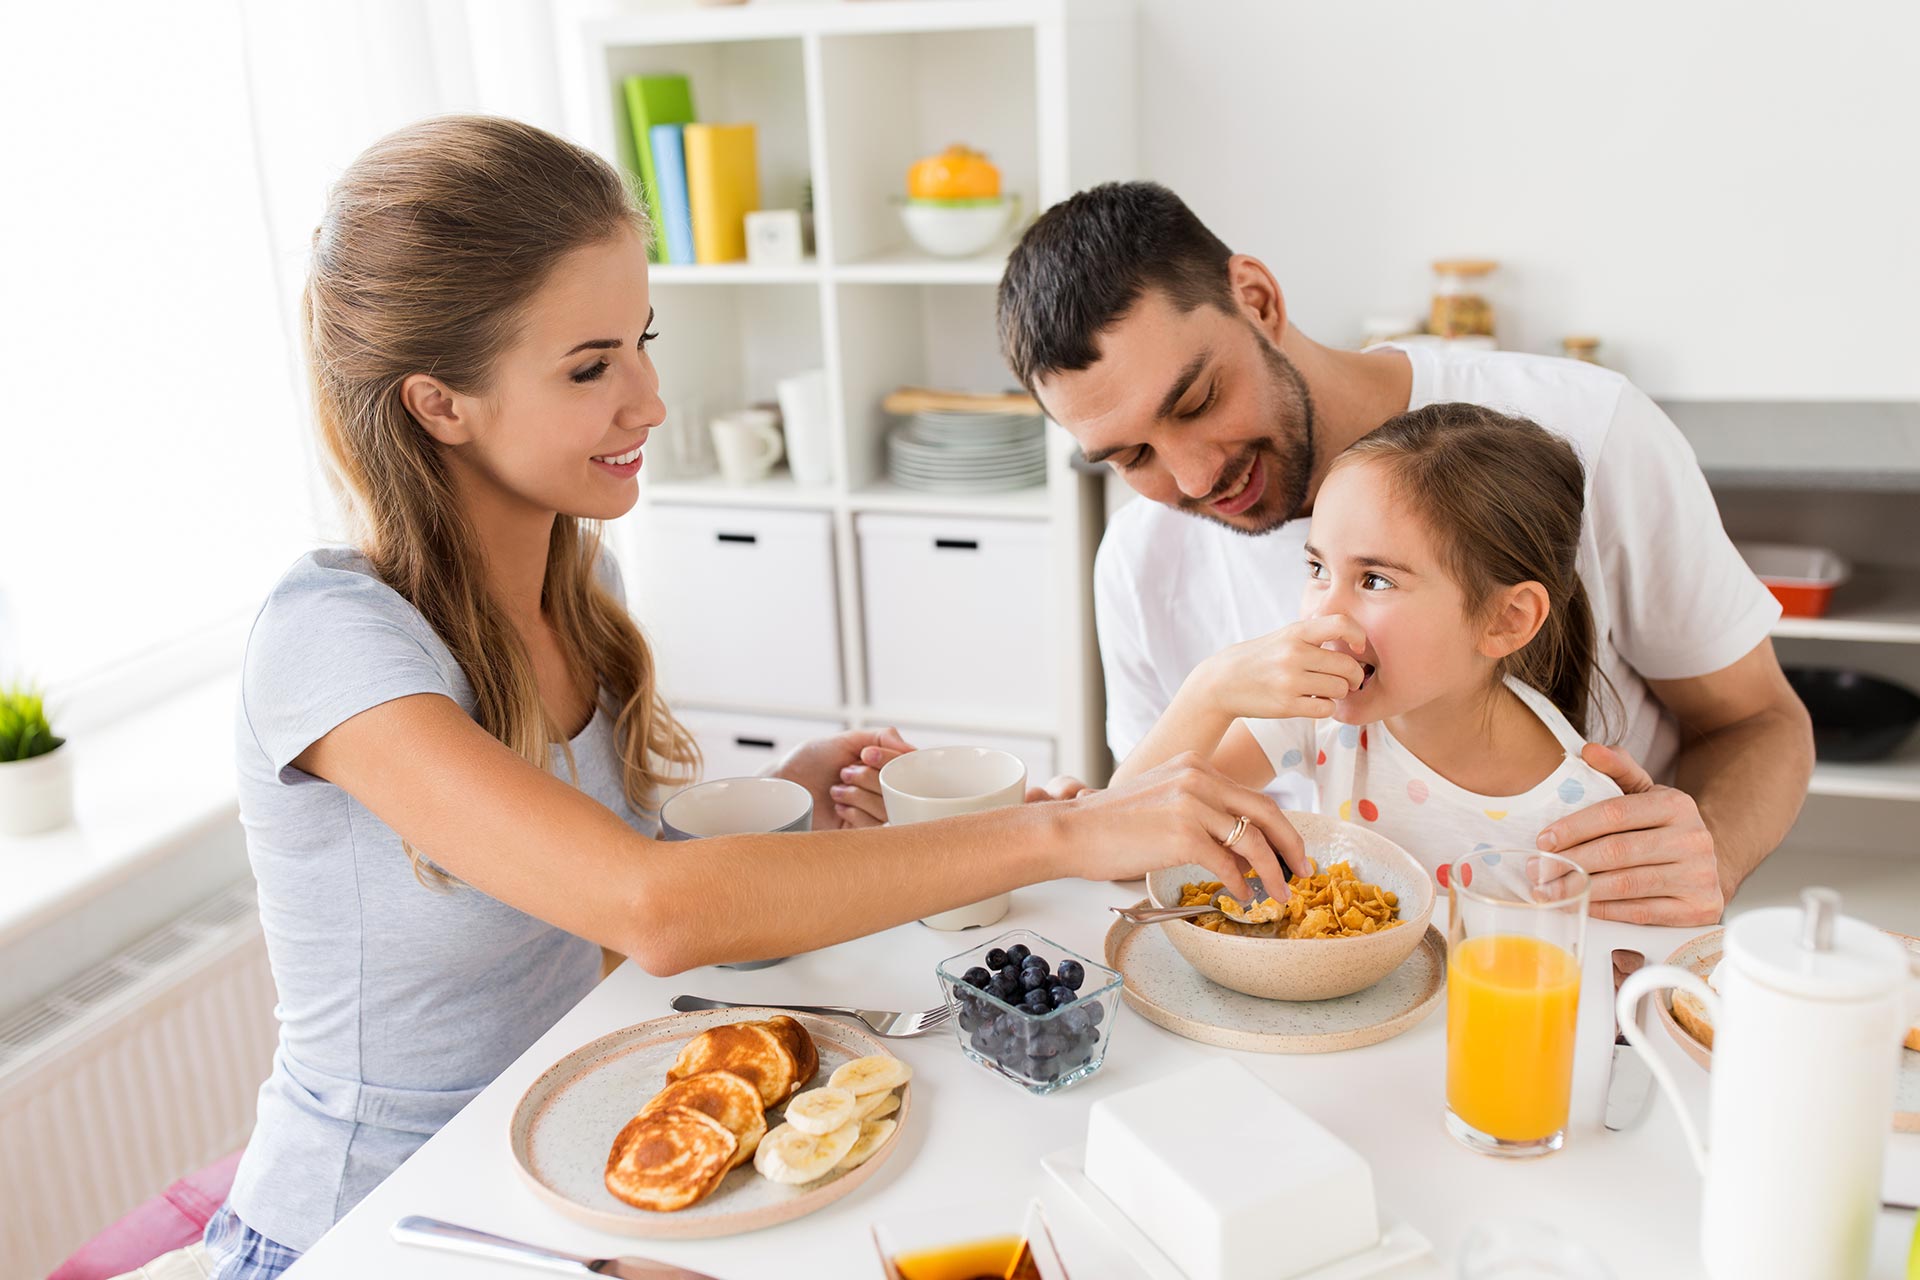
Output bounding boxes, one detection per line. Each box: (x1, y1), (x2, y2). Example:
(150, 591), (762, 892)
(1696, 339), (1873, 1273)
(1300, 457), (1496, 725)
(457, 229), (664, 522)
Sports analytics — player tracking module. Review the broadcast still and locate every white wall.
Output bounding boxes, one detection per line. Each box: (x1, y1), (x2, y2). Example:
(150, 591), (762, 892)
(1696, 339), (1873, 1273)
(1127, 0), (1918, 399)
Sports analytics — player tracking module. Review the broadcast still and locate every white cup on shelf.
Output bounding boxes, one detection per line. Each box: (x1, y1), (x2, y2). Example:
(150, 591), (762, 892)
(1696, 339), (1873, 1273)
(879, 746), (1025, 930)
(710, 408), (784, 485)
(775, 369), (834, 490)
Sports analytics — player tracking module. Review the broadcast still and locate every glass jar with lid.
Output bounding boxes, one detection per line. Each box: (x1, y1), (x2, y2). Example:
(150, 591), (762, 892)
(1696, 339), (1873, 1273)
(1561, 335), (1602, 365)
(1429, 259), (1498, 339)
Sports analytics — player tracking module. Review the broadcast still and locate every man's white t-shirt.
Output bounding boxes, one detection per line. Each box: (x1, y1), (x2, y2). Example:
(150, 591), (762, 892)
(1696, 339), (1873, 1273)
(1094, 343), (1781, 803)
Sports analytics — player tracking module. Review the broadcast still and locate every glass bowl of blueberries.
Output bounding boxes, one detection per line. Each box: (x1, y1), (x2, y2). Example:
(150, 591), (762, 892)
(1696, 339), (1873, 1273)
(935, 929), (1123, 1095)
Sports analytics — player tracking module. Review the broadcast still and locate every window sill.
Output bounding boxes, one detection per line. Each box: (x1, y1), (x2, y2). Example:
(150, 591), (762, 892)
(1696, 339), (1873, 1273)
(0, 673), (248, 1012)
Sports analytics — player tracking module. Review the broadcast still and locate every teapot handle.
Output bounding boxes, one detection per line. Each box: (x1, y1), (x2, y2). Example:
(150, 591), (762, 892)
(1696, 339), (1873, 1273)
(1617, 965), (1716, 1176)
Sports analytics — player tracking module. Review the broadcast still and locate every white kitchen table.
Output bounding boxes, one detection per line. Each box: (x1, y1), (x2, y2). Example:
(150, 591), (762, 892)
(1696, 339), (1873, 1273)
(287, 875), (1919, 1279)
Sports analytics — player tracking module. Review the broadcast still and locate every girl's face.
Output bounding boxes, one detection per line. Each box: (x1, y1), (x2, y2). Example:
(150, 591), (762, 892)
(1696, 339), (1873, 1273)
(453, 229), (664, 522)
(1301, 458), (1498, 725)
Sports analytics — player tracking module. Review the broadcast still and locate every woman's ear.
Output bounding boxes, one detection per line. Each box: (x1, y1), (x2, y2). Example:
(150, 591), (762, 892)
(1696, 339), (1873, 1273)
(1226, 254), (1288, 343)
(1478, 581), (1550, 660)
(401, 372), (474, 446)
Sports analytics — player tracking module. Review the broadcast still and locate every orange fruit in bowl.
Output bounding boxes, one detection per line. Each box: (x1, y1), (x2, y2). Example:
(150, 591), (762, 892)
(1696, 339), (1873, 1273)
(907, 145), (1001, 201)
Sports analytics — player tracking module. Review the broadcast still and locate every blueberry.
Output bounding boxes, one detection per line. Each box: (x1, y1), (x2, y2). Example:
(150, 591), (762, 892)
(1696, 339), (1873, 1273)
(1060, 1006), (1091, 1035)
(1049, 985), (1077, 1006)
(1057, 959), (1085, 990)
(1085, 1001), (1105, 1026)
(1005, 943), (1031, 966)
(1027, 1029), (1065, 1059)
(994, 1012), (1026, 1039)
(1022, 990), (1053, 1015)
(1021, 952), (1049, 971)
(969, 1026), (998, 1054)
(990, 973), (1021, 1000)
(963, 965), (992, 989)
(1020, 967), (1051, 992)
(985, 948), (1009, 971)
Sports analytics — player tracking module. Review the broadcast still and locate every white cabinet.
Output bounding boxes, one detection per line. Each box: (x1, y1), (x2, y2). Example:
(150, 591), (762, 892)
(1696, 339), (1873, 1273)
(634, 505), (842, 711)
(857, 513), (1051, 725)
(676, 708), (847, 782)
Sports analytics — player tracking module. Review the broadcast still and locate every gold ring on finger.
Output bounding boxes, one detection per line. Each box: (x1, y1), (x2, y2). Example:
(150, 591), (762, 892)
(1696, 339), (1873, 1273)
(1221, 814), (1250, 849)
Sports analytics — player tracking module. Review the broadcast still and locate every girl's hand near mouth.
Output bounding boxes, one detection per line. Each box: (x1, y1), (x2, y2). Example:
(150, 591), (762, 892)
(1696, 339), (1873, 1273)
(1192, 613), (1372, 722)
(1112, 614), (1371, 793)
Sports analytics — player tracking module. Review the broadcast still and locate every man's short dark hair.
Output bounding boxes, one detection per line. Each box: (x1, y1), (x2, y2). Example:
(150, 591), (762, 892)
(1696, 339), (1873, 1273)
(997, 181), (1235, 393)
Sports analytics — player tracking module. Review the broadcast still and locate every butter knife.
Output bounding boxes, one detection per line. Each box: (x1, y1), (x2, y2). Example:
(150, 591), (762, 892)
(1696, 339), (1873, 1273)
(1604, 948), (1655, 1132)
(392, 1216), (723, 1279)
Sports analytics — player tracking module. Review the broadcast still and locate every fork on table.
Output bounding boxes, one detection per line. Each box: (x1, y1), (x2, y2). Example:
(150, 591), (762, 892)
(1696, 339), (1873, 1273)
(669, 994), (951, 1038)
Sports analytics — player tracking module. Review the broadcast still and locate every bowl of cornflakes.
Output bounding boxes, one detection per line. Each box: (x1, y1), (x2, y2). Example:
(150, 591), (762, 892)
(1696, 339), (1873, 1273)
(1144, 811), (1435, 1001)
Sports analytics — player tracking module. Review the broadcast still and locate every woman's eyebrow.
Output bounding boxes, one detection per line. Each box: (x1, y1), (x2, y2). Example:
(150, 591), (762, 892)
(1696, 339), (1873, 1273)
(562, 338), (622, 357)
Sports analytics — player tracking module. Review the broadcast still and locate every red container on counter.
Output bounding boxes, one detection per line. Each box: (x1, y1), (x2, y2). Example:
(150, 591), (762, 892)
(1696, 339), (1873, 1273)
(1736, 542), (1850, 617)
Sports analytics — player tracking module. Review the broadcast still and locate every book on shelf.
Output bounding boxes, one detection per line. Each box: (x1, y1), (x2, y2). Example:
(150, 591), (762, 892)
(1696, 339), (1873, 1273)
(649, 124), (697, 266)
(683, 123), (760, 265)
(620, 74), (695, 264)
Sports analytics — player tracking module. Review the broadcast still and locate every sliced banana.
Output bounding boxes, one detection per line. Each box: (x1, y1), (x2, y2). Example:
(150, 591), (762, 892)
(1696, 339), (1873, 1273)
(855, 1088), (900, 1121)
(828, 1055), (912, 1097)
(753, 1120), (861, 1185)
(784, 1086), (857, 1136)
(834, 1118), (897, 1172)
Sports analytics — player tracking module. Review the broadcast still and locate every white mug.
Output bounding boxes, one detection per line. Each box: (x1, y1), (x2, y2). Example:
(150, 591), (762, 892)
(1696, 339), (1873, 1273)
(710, 409), (784, 485)
(775, 369), (834, 490)
(879, 746), (1024, 930)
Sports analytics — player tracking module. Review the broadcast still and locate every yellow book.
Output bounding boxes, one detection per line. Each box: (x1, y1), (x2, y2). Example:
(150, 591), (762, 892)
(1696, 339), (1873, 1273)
(683, 123), (759, 265)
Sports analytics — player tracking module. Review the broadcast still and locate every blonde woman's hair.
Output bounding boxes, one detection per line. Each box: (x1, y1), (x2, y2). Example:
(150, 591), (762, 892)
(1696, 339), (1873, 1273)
(302, 115), (698, 885)
(1337, 403), (1618, 742)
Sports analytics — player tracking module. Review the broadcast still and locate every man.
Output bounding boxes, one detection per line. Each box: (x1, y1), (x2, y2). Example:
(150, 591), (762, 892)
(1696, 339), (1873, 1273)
(998, 182), (1812, 925)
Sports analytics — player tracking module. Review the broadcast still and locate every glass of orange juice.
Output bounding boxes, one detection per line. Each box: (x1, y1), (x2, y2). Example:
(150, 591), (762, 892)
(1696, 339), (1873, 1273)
(1445, 848), (1589, 1158)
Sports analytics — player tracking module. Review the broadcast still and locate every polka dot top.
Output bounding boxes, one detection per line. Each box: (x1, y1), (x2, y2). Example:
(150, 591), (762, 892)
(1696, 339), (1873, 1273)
(1242, 676), (1623, 887)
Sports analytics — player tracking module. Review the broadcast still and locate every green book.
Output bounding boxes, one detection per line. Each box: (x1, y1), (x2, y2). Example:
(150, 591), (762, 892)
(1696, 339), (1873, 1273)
(621, 75), (696, 263)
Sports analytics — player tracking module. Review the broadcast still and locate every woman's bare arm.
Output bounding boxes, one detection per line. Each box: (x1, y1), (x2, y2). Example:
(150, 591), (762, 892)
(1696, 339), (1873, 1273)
(295, 694), (1298, 973)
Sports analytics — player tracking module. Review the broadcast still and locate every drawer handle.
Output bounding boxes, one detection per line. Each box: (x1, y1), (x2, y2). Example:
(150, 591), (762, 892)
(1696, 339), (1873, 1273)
(716, 532), (758, 545)
(934, 538), (979, 551)
(733, 736), (776, 750)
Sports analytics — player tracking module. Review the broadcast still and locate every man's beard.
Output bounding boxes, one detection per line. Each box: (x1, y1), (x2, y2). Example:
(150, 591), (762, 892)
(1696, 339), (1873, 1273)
(1179, 334), (1315, 536)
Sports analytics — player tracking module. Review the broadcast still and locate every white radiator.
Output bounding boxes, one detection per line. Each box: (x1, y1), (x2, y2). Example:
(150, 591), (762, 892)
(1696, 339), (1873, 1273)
(0, 882), (276, 1279)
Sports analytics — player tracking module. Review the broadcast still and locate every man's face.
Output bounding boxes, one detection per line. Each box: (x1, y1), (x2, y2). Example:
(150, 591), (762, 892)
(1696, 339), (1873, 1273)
(1033, 288), (1314, 535)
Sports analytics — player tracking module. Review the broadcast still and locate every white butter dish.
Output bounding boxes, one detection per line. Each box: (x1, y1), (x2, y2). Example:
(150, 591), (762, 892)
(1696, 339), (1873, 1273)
(1083, 1059), (1383, 1280)
(1042, 1144), (1432, 1280)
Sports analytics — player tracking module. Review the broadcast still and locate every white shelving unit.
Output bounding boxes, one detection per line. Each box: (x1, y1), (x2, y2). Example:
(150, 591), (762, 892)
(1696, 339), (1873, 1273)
(554, 0), (1136, 784)
(1674, 405), (1920, 839)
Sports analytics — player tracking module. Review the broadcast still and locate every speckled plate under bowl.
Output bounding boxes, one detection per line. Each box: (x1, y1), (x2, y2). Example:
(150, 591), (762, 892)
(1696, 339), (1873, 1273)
(1105, 907), (1446, 1054)
(1144, 811), (1437, 1001)
(1653, 927), (1920, 1132)
(509, 1007), (911, 1238)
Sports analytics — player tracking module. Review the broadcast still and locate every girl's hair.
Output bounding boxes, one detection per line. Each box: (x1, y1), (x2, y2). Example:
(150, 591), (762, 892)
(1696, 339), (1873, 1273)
(1337, 402), (1615, 740)
(302, 115), (697, 885)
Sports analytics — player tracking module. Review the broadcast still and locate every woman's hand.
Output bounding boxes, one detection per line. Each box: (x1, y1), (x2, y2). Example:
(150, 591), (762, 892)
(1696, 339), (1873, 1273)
(1193, 614), (1370, 722)
(1026, 774), (1094, 804)
(1048, 754), (1312, 888)
(770, 727), (916, 830)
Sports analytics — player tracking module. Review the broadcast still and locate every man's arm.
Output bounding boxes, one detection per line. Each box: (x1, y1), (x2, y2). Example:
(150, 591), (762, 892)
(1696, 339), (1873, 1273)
(1539, 637), (1813, 924)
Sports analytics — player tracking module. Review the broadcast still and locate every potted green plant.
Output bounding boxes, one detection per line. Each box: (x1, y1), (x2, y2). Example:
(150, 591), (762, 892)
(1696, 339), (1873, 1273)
(0, 684), (71, 836)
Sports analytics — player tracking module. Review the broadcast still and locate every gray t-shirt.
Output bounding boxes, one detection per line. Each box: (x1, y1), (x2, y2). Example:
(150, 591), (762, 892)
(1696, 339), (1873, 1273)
(228, 547), (657, 1252)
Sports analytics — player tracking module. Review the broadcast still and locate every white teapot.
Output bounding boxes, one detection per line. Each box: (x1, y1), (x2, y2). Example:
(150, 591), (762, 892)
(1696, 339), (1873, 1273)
(1617, 888), (1914, 1280)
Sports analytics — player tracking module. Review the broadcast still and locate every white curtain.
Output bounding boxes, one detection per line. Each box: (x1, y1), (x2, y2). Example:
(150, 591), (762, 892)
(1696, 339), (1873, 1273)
(0, 0), (566, 714)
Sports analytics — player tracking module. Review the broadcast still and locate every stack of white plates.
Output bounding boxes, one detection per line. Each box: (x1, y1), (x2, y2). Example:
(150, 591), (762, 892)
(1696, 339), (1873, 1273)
(886, 411), (1046, 492)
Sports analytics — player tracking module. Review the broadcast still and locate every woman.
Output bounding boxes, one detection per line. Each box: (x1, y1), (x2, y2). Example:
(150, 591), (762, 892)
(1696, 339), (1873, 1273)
(203, 115), (1299, 1276)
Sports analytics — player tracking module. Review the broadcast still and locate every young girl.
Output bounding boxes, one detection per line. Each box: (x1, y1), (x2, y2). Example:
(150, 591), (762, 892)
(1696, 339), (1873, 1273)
(203, 116), (1292, 1277)
(1114, 402), (1623, 887)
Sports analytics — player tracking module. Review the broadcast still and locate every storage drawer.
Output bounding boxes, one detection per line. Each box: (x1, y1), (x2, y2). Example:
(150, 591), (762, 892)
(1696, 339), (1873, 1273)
(636, 505), (842, 708)
(857, 513), (1051, 722)
(677, 708), (847, 782)
(890, 724), (1056, 788)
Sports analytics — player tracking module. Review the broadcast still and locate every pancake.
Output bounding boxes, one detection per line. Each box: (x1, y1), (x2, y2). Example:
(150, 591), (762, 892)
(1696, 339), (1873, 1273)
(605, 1104), (737, 1212)
(667, 1022), (798, 1107)
(637, 1069), (768, 1168)
(756, 1015), (819, 1086)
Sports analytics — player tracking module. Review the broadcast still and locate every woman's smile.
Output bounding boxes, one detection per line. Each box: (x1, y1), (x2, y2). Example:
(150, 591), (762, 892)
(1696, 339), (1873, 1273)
(591, 437), (647, 477)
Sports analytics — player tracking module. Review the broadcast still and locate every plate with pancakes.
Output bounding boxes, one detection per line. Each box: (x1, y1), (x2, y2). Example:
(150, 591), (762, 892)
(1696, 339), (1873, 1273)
(510, 1008), (913, 1237)
(1653, 927), (1920, 1132)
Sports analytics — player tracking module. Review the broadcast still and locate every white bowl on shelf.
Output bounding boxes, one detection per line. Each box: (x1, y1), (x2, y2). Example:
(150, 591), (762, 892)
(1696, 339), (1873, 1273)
(897, 196), (1020, 258)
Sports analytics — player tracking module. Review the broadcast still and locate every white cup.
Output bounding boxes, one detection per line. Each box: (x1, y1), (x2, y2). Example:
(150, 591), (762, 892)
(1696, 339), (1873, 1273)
(879, 746), (1025, 930)
(711, 409), (784, 485)
(775, 369), (834, 490)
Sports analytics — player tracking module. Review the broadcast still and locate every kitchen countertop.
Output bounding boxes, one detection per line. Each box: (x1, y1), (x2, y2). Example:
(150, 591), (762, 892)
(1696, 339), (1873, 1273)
(286, 874), (1920, 1279)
